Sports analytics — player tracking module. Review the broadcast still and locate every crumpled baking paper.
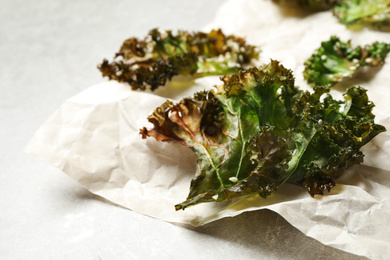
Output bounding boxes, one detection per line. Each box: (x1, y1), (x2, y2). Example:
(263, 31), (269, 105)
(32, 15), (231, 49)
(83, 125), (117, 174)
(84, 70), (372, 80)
(26, 0), (390, 259)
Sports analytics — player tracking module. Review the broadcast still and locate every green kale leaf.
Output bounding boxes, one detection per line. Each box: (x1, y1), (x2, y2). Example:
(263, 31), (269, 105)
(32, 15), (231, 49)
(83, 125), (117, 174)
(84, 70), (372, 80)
(333, 0), (390, 27)
(141, 60), (385, 210)
(98, 28), (259, 91)
(303, 36), (390, 87)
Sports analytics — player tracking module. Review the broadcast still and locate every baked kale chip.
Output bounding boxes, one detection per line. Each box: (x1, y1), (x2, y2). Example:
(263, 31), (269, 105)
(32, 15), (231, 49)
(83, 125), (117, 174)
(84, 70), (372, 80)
(304, 36), (390, 87)
(98, 28), (259, 91)
(140, 60), (385, 210)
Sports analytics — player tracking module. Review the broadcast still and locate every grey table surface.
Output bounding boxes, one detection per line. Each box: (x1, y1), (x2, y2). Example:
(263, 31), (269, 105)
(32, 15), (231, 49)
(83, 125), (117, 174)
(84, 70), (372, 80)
(0, 0), (367, 259)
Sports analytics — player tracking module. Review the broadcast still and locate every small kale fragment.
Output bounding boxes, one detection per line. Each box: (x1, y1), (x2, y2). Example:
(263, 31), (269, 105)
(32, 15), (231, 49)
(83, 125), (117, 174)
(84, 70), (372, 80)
(303, 36), (390, 87)
(333, 0), (390, 27)
(141, 60), (385, 210)
(272, 0), (390, 29)
(98, 28), (259, 91)
(271, 0), (336, 10)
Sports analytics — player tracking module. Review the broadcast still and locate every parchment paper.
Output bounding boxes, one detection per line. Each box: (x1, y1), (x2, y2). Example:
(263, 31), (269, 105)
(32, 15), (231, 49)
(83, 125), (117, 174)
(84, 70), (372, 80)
(26, 0), (390, 258)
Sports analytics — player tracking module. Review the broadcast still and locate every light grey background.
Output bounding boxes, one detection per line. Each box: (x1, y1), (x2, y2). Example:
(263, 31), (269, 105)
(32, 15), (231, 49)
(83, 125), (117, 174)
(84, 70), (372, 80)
(0, 0), (366, 259)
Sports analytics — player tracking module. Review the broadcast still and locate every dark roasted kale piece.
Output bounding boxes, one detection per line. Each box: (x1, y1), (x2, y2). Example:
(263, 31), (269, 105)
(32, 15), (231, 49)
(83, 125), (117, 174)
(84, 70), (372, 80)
(98, 28), (259, 91)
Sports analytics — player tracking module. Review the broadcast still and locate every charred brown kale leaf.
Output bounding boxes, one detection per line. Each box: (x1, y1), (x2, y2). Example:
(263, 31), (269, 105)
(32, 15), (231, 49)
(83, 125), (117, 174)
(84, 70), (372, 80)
(141, 60), (385, 210)
(98, 28), (259, 91)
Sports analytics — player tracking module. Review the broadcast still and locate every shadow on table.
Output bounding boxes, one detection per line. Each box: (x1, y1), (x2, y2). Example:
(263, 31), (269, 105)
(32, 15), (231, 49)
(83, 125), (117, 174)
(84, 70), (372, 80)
(61, 179), (368, 259)
(183, 209), (368, 260)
